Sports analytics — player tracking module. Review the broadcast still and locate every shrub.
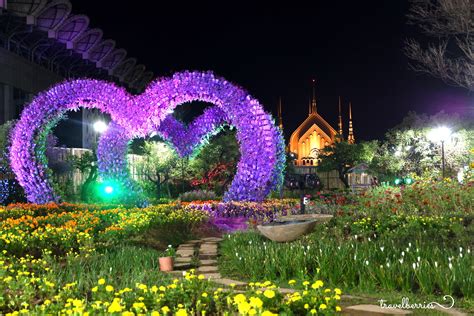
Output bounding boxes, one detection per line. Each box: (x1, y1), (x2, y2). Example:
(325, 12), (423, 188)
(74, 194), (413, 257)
(179, 189), (218, 202)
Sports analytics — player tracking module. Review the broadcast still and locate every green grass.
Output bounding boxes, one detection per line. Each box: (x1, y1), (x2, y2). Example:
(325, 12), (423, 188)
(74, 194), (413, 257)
(48, 245), (171, 294)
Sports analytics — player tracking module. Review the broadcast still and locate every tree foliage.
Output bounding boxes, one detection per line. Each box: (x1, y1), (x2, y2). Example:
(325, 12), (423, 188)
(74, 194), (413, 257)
(404, 0), (473, 90)
(370, 111), (474, 180)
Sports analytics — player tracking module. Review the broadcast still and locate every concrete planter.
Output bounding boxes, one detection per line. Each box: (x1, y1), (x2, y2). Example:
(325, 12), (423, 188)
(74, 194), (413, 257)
(257, 219), (318, 242)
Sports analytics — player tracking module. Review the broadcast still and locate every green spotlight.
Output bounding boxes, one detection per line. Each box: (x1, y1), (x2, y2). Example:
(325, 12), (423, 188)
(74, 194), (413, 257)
(104, 185), (114, 194)
(404, 178), (413, 185)
(394, 178), (402, 185)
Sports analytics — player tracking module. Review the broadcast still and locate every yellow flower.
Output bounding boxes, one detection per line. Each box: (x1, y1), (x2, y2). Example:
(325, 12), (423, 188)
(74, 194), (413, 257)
(122, 312), (134, 316)
(249, 308), (257, 315)
(202, 292), (208, 298)
(334, 288), (342, 295)
(312, 280), (324, 289)
(303, 281), (310, 286)
(249, 296), (263, 308)
(334, 294), (341, 300)
(198, 274), (205, 280)
(262, 311), (277, 316)
(106, 285), (114, 292)
(310, 309), (317, 314)
(151, 312), (160, 316)
(263, 289), (276, 299)
(151, 285), (158, 293)
(161, 306), (170, 313)
(234, 294), (247, 304)
(319, 303), (327, 310)
(336, 306), (342, 312)
(288, 279), (296, 285)
(107, 298), (123, 313)
(159, 286), (166, 292)
(98, 278), (106, 285)
(176, 309), (188, 316)
(238, 301), (251, 314)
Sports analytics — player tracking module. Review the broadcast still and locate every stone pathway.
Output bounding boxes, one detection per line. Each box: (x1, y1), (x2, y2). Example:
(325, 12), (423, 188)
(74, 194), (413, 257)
(170, 237), (469, 316)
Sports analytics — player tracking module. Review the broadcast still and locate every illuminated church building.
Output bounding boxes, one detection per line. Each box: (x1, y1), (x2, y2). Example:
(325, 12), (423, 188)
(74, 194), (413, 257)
(278, 84), (356, 167)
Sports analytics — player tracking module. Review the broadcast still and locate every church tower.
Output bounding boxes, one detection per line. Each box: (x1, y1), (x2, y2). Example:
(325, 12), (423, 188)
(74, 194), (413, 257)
(289, 79), (337, 166)
(277, 97), (283, 130)
(338, 96), (343, 140)
(347, 102), (355, 144)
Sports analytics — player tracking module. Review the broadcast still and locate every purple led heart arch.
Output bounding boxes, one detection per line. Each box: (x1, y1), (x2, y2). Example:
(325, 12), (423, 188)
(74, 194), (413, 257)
(10, 71), (285, 203)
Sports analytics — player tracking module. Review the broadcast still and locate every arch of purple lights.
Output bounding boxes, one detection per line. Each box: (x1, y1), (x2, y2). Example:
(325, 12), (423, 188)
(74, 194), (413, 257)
(9, 71), (285, 204)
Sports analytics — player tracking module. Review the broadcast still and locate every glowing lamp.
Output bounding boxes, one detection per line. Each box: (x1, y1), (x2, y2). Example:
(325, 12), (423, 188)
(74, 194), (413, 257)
(394, 178), (402, 185)
(427, 126), (451, 143)
(93, 121), (108, 133)
(104, 186), (114, 194)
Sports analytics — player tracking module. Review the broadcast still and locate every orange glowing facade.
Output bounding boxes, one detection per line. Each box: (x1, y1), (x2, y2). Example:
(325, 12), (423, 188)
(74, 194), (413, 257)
(285, 82), (355, 167)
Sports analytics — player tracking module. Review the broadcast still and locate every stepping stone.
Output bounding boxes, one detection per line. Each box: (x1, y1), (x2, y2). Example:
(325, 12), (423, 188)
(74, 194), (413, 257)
(212, 278), (247, 288)
(186, 240), (201, 244)
(200, 250), (218, 256)
(199, 259), (217, 266)
(201, 237), (223, 242)
(200, 272), (221, 279)
(174, 262), (193, 270)
(176, 249), (194, 257)
(175, 257), (192, 263)
(199, 254), (217, 260)
(179, 243), (197, 248)
(200, 246), (218, 251)
(197, 266), (219, 273)
(344, 305), (412, 315)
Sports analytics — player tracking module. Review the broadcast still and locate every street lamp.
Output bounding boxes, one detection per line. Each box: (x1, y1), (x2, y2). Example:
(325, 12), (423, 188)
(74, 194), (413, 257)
(93, 121), (108, 134)
(427, 126), (452, 179)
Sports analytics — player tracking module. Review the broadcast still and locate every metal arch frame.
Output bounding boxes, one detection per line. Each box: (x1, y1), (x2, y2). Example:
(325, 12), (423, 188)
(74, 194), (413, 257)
(4, 0), (47, 17)
(70, 27), (102, 55)
(87, 38), (115, 63)
(53, 14), (89, 44)
(113, 57), (137, 81)
(124, 64), (145, 85)
(34, 0), (71, 32)
(98, 48), (127, 70)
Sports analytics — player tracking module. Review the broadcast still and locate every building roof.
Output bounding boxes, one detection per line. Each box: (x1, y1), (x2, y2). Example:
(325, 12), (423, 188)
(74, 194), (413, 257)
(0, 0), (153, 92)
(290, 112), (337, 142)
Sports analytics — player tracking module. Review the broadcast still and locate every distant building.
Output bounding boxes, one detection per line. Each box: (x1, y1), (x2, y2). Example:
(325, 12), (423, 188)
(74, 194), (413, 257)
(0, 0), (153, 149)
(287, 80), (356, 167)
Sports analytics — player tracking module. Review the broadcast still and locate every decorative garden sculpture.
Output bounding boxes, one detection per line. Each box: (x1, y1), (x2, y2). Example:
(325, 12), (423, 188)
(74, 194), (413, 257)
(9, 71), (285, 204)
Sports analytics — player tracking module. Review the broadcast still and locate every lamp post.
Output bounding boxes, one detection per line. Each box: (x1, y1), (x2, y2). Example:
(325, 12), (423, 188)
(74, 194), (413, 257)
(427, 126), (452, 179)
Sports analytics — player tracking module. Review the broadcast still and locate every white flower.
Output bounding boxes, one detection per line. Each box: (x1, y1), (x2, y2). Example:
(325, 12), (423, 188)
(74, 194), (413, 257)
(235, 252), (239, 257)
(460, 253), (463, 258)
(412, 263), (416, 270)
(380, 265), (383, 269)
(380, 246), (384, 252)
(468, 248), (471, 254)
(408, 242), (412, 248)
(354, 254), (357, 260)
(401, 251), (405, 257)
(448, 257), (452, 262)
(449, 263), (453, 270)
(354, 235), (358, 239)
(459, 247), (463, 253)
(386, 262), (390, 268)
(368, 237), (371, 242)
(406, 247), (409, 252)
(417, 256), (420, 262)
(168, 244), (172, 248)
(399, 258), (404, 264)
(434, 261), (438, 268)
(365, 260), (369, 266)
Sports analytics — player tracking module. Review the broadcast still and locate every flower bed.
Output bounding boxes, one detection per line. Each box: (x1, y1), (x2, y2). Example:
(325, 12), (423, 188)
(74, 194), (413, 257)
(1, 265), (342, 315)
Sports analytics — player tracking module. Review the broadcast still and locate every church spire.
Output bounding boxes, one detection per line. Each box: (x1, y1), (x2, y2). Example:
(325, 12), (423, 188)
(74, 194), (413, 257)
(277, 97), (283, 130)
(347, 101), (355, 144)
(338, 96), (343, 139)
(310, 78), (317, 114)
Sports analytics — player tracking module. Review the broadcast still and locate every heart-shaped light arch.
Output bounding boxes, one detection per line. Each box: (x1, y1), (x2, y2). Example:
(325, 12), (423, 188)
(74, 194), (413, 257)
(10, 71), (285, 204)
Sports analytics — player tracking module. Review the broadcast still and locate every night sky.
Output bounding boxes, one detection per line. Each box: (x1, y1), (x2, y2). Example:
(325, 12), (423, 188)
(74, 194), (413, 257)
(72, 0), (472, 141)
